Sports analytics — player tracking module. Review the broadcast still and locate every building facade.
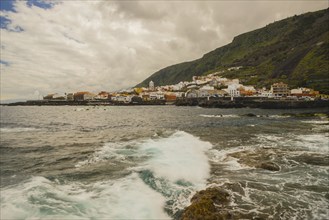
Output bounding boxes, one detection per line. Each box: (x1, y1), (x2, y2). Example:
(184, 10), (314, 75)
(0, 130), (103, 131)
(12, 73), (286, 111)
(149, 81), (155, 91)
(226, 84), (241, 97)
(270, 82), (290, 97)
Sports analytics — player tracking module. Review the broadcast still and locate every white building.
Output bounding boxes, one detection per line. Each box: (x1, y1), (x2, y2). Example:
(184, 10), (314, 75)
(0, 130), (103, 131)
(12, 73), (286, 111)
(149, 81), (155, 91)
(74, 92), (96, 101)
(260, 91), (274, 97)
(226, 84), (241, 97)
(149, 92), (165, 100)
(186, 89), (198, 98)
(112, 95), (132, 103)
(171, 82), (186, 91)
(270, 82), (290, 97)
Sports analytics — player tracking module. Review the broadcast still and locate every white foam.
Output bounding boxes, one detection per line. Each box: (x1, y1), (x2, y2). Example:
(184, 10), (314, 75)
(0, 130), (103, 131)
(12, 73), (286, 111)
(77, 131), (212, 186)
(256, 134), (285, 148)
(208, 148), (251, 171)
(269, 115), (291, 119)
(140, 131), (212, 186)
(256, 133), (329, 153)
(311, 125), (329, 132)
(0, 175), (170, 219)
(75, 141), (140, 168)
(200, 114), (239, 118)
(294, 134), (329, 153)
(301, 120), (329, 124)
(72, 131), (212, 217)
(0, 131), (212, 219)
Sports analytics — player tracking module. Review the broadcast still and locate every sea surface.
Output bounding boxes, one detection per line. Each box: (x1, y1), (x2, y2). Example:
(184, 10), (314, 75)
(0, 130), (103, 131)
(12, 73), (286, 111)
(0, 106), (328, 219)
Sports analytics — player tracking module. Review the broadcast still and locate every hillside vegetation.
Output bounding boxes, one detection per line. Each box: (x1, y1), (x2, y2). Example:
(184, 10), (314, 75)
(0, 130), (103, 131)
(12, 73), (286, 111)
(138, 9), (329, 93)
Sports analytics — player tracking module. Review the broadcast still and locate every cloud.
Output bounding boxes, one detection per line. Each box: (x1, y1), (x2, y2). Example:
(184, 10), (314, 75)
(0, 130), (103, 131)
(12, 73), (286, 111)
(0, 0), (327, 100)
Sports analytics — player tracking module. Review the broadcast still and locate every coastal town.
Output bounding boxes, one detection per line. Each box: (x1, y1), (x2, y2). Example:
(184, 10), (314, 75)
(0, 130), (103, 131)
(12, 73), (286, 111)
(8, 67), (329, 108)
(42, 66), (326, 100)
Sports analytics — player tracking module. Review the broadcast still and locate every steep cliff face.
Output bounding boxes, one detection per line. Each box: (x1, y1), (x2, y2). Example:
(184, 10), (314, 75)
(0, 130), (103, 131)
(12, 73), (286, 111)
(138, 9), (329, 93)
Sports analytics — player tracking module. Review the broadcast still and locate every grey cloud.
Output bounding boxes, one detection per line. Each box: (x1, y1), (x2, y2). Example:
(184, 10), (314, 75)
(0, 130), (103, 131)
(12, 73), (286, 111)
(0, 0), (327, 100)
(113, 1), (168, 20)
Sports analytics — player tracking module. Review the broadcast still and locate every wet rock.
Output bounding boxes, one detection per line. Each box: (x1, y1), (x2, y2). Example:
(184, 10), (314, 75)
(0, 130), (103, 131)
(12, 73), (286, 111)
(228, 150), (275, 168)
(290, 154), (329, 166)
(180, 186), (271, 220)
(180, 187), (231, 220)
(257, 162), (280, 171)
(224, 182), (245, 196)
(190, 187), (230, 205)
(242, 113), (257, 117)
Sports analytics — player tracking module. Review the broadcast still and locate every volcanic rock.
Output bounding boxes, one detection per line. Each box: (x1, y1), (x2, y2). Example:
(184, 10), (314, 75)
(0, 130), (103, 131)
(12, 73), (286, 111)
(257, 161), (280, 171)
(180, 187), (232, 220)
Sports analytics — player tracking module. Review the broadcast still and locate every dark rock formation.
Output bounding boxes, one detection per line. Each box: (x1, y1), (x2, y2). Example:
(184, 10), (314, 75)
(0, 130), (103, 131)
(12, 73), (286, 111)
(180, 187), (231, 220)
(175, 97), (329, 109)
(242, 113), (257, 117)
(290, 153), (329, 166)
(256, 162), (280, 171)
(228, 149), (281, 172)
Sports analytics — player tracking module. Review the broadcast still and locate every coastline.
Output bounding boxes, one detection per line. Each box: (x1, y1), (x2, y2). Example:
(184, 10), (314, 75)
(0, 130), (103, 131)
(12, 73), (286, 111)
(2, 97), (328, 109)
(175, 97), (329, 109)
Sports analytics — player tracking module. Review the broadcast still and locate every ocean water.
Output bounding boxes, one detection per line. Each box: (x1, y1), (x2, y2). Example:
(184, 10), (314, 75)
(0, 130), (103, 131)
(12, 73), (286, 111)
(0, 106), (328, 219)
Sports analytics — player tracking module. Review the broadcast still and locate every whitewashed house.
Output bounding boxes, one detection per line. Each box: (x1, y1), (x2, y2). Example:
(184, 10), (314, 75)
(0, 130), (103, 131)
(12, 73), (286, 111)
(149, 92), (165, 100)
(226, 84), (241, 97)
(186, 89), (198, 98)
(114, 95), (132, 103)
(149, 81), (155, 91)
(260, 91), (274, 97)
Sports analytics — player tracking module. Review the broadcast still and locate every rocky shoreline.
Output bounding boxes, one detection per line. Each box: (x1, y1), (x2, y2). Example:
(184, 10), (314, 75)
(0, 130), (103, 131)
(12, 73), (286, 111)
(175, 97), (329, 109)
(2, 97), (329, 109)
(2, 99), (166, 106)
(179, 111), (328, 220)
(179, 159), (282, 220)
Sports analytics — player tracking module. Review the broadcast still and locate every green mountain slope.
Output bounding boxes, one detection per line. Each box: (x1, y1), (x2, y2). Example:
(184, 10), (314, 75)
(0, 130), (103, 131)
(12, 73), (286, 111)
(138, 8), (329, 93)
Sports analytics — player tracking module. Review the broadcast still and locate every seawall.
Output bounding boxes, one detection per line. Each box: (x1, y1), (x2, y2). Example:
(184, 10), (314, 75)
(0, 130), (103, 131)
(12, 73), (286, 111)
(175, 97), (329, 109)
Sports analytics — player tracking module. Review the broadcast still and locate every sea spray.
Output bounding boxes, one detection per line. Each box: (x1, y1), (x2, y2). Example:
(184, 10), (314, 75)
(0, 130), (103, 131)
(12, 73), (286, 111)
(1, 131), (212, 219)
(0, 175), (170, 219)
(140, 131), (212, 185)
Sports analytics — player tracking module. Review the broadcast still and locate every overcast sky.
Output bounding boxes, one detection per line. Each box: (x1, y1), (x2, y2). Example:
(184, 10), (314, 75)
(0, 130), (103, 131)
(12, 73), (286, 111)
(0, 0), (327, 100)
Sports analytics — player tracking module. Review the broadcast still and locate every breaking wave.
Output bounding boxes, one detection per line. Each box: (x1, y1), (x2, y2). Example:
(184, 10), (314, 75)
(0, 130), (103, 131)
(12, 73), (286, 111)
(1, 131), (212, 219)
